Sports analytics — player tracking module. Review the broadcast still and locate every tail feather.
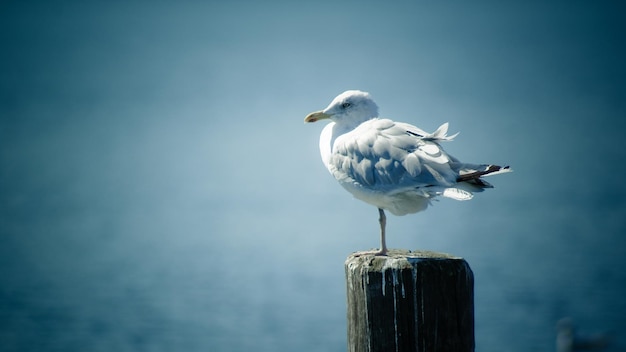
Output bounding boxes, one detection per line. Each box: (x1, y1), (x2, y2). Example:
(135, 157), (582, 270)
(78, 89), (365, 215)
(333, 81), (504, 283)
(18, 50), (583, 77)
(437, 165), (510, 201)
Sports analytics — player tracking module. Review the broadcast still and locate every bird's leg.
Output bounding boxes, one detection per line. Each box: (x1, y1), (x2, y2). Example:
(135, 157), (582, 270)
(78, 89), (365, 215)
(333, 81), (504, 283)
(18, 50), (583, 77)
(377, 208), (388, 256)
(352, 208), (389, 257)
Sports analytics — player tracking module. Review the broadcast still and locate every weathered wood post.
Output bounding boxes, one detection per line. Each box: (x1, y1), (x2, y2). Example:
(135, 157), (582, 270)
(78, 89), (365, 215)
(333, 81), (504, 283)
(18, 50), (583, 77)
(345, 249), (474, 352)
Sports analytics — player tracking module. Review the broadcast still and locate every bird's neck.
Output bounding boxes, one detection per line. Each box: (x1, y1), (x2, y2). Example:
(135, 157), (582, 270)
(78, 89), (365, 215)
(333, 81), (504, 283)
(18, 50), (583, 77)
(333, 115), (376, 132)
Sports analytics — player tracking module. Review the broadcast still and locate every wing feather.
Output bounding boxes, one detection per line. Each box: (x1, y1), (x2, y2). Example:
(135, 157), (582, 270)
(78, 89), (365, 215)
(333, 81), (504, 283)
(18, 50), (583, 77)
(329, 119), (459, 191)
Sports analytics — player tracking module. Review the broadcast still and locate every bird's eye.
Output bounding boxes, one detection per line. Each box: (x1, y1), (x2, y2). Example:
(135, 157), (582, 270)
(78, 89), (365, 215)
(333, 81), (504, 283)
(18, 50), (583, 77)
(341, 102), (351, 109)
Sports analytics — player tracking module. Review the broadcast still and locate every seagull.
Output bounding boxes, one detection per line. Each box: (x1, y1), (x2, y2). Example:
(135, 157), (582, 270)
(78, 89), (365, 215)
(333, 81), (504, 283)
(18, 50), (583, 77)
(304, 90), (510, 255)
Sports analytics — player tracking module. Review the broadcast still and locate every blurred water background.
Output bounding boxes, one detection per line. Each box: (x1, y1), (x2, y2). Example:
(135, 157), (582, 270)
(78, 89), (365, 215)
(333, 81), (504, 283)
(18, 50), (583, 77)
(1, 1), (625, 351)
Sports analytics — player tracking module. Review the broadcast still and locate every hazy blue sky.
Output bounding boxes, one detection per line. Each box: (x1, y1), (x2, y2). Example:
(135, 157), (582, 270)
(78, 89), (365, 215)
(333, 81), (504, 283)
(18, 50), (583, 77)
(1, 1), (625, 351)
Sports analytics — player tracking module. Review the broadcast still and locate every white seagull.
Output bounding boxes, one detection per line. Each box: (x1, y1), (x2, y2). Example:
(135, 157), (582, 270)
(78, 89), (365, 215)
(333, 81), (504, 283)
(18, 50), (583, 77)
(305, 90), (510, 255)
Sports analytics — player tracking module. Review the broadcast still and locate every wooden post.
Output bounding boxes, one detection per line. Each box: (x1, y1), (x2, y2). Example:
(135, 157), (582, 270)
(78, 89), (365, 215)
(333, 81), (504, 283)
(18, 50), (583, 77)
(345, 249), (474, 352)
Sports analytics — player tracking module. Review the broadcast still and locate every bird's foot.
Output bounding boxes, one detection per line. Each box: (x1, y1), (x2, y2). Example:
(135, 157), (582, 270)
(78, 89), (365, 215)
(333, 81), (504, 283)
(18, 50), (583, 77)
(352, 248), (388, 257)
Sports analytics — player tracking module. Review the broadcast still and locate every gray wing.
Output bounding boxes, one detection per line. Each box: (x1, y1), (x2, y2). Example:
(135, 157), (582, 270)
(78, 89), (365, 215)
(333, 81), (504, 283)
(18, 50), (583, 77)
(330, 119), (462, 193)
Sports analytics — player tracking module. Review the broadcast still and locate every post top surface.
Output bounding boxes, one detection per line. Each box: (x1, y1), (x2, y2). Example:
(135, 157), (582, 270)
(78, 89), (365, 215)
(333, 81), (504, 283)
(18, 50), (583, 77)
(345, 249), (465, 271)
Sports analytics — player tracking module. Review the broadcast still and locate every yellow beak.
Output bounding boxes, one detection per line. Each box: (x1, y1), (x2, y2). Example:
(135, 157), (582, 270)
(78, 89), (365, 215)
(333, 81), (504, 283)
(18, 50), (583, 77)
(304, 111), (331, 123)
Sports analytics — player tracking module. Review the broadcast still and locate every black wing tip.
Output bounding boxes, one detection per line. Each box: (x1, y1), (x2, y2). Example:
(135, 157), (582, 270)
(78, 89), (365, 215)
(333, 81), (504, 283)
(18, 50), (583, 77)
(457, 164), (511, 184)
(487, 165), (510, 172)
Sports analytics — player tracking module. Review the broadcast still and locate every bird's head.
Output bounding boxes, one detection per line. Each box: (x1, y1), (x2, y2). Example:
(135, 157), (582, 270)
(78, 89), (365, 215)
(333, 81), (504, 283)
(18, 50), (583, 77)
(304, 90), (379, 127)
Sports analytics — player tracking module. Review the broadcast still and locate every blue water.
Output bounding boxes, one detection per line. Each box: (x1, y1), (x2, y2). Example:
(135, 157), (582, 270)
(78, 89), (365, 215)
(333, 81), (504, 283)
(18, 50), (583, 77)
(1, 1), (625, 351)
